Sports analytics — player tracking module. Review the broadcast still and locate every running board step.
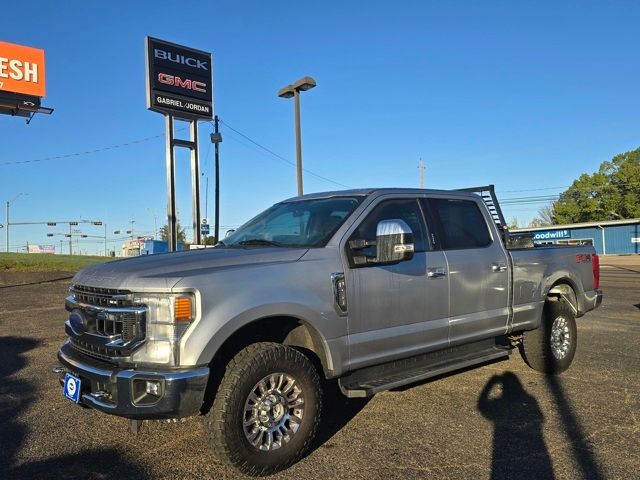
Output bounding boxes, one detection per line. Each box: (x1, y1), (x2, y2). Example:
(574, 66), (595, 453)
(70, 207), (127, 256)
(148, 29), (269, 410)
(339, 345), (511, 398)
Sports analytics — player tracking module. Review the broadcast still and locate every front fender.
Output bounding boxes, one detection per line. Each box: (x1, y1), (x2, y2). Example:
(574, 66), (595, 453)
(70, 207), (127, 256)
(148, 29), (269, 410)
(193, 301), (336, 368)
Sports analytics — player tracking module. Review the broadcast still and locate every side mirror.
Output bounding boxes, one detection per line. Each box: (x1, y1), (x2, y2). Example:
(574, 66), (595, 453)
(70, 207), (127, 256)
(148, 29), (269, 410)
(376, 219), (415, 264)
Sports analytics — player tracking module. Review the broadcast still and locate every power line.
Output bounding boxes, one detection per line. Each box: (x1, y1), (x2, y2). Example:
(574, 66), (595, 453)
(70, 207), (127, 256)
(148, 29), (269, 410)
(217, 119), (353, 189)
(0, 133), (165, 167)
(496, 181), (640, 206)
(0, 126), (189, 167)
(499, 180), (640, 194)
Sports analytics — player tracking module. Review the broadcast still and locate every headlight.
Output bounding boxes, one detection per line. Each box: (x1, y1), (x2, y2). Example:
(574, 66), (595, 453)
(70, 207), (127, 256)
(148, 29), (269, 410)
(130, 293), (195, 366)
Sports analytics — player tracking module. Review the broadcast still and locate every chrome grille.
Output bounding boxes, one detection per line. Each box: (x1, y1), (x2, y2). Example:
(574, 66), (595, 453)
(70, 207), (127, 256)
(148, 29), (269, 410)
(94, 312), (140, 342)
(67, 284), (146, 358)
(70, 337), (122, 362)
(70, 284), (132, 307)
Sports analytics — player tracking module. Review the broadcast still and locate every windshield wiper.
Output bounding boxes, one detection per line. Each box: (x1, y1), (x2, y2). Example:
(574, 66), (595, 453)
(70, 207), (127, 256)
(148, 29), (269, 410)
(236, 239), (283, 247)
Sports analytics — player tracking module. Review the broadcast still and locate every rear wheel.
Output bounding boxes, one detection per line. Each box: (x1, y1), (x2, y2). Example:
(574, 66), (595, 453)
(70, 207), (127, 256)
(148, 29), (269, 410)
(204, 342), (322, 476)
(521, 300), (577, 374)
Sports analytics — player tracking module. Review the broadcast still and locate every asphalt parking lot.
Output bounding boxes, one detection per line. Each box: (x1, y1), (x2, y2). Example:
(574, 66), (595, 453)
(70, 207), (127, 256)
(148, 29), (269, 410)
(1, 260), (638, 480)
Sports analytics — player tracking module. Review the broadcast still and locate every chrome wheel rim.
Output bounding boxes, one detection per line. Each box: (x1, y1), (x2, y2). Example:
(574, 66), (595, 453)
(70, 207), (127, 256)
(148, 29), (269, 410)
(243, 373), (305, 451)
(550, 316), (571, 360)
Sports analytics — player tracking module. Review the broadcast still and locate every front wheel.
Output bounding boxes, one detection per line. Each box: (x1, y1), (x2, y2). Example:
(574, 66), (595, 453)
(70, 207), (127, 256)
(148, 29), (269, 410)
(204, 342), (322, 476)
(521, 300), (577, 375)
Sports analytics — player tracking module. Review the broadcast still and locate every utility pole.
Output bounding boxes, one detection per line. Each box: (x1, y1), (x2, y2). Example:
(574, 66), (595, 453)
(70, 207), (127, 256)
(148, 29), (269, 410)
(418, 158), (425, 189)
(210, 115), (223, 243)
(5, 200), (8, 253)
(146, 208), (158, 240)
(68, 223), (73, 255)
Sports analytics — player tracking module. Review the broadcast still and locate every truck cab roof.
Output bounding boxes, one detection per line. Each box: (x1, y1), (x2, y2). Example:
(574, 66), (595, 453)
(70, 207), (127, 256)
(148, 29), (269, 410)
(281, 188), (479, 203)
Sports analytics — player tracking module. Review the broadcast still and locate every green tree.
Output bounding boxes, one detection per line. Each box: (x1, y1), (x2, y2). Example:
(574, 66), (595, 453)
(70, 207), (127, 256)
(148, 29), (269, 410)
(159, 223), (187, 244)
(203, 236), (217, 246)
(552, 147), (640, 223)
(529, 204), (554, 227)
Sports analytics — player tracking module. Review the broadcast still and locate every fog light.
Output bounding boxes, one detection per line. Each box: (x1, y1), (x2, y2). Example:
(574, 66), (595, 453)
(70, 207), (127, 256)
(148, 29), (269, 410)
(146, 380), (161, 396)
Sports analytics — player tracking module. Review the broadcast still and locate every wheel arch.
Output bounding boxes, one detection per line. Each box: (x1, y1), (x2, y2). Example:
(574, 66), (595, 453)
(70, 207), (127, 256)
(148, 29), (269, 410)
(547, 279), (579, 316)
(200, 315), (333, 415)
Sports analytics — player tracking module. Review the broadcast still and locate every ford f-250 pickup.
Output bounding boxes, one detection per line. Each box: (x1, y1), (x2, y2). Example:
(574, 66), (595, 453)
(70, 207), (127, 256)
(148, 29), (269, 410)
(54, 186), (602, 476)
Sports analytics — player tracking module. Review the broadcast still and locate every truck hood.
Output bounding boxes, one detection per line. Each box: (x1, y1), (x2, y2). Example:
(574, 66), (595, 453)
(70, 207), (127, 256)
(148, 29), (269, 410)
(71, 247), (309, 291)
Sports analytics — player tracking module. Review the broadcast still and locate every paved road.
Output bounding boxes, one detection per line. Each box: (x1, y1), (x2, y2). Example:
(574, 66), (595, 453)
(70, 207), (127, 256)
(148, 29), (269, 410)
(0, 266), (638, 479)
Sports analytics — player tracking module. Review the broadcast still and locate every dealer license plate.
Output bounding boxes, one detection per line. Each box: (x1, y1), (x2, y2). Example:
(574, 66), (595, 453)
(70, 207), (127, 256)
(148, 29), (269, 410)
(63, 373), (81, 403)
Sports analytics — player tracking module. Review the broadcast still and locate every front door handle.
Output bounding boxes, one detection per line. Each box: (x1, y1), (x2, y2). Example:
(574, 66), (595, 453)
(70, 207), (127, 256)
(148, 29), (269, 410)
(491, 263), (508, 272)
(427, 267), (447, 278)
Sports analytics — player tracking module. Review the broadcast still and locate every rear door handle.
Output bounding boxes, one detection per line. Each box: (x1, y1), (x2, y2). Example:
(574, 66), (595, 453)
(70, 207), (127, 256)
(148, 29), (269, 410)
(427, 267), (447, 278)
(491, 263), (508, 272)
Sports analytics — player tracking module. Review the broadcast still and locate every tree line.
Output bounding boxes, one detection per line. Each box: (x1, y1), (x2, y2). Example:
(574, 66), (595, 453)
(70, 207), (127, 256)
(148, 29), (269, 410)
(527, 147), (640, 227)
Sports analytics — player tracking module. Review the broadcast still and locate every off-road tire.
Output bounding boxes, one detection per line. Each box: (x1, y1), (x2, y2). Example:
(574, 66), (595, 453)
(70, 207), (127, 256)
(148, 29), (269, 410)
(204, 342), (322, 476)
(522, 299), (577, 374)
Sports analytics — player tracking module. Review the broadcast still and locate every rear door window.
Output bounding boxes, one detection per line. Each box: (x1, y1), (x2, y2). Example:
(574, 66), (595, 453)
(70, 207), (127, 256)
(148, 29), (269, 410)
(427, 198), (492, 250)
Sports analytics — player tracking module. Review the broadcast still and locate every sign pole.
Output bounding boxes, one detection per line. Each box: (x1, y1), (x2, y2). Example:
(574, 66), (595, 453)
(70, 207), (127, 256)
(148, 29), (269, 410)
(190, 120), (202, 245)
(165, 115), (178, 252)
(146, 37), (213, 251)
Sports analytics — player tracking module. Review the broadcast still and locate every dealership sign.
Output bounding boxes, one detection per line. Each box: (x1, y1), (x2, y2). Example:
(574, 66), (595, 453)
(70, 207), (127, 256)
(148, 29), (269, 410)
(533, 230), (571, 241)
(0, 41), (52, 120)
(0, 41), (46, 97)
(145, 37), (213, 119)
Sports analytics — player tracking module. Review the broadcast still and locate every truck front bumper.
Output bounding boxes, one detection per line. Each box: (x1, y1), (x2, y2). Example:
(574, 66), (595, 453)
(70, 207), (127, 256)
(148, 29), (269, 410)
(56, 342), (209, 420)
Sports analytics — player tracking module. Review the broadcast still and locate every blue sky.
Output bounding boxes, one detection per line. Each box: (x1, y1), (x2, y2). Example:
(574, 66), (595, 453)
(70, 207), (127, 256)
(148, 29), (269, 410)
(2, 1), (639, 254)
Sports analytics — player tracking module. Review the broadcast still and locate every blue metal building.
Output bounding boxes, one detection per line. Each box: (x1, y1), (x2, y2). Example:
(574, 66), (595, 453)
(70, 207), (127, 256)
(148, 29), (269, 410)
(140, 240), (183, 255)
(512, 218), (640, 255)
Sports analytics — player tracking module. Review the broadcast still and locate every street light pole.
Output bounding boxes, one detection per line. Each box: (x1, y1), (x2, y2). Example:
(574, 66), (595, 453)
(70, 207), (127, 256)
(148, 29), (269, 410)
(293, 90), (303, 196)
(278, 76), (317, 196)
(5, 193), (27, 252)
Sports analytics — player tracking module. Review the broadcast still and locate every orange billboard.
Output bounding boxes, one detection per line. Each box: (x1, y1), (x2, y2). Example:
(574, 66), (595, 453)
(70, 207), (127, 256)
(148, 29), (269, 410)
(0, 41), (46, 97)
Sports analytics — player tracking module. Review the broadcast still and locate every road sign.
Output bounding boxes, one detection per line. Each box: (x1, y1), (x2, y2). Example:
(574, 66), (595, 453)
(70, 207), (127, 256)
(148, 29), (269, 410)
(201, 224), (210, 235)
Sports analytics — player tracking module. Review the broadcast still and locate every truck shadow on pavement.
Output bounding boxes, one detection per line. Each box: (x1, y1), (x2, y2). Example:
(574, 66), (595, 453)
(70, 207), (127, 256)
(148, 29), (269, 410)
(0, 336), (149, 480)
(478, 372), (605, 480)
(544, 374), (605, 480)
(308, 380), (370, 456)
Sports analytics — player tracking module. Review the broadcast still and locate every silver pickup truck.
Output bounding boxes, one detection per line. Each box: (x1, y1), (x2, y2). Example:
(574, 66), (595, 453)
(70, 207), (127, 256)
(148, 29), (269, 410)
(55, 187), (602, 475)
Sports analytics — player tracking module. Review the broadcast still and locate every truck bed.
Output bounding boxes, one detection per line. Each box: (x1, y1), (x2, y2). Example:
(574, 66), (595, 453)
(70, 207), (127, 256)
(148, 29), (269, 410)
(509, 244), (597, 333)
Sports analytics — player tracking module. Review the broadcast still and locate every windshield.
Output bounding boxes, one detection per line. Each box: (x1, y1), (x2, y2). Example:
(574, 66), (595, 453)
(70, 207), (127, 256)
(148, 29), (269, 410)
(222, 196), (363, 248)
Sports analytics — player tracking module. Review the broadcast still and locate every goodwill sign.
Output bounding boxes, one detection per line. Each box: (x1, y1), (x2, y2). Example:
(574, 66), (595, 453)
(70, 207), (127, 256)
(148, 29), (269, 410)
(533, 230), (571, 241)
